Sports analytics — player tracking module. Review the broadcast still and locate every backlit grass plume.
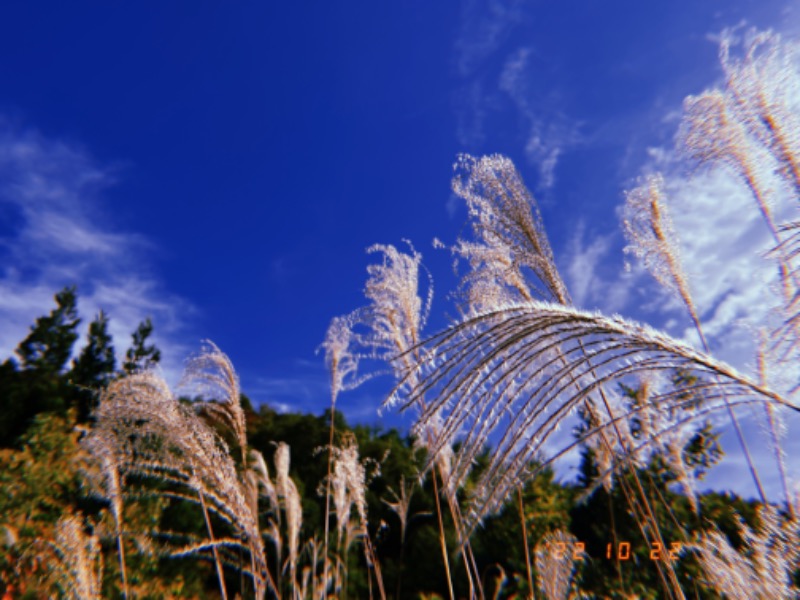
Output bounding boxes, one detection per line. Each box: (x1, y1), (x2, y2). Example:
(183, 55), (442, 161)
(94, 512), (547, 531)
(390, 301), (798, 535)
(92, 370), (270, 598)
(623, 172), (769, 506)
(323, 432), (376, 542)
(680, 28), (800, 364)
(274, 442), (302, 583)
(33, 514), (103, 600)
(694, 504), (799, 599)
(535, 529), (578, 600)
(182, 340), (249, 467)
(622, 174), (693, 316)
(364, 242), (432, 380)
(450, 153), (571, 312)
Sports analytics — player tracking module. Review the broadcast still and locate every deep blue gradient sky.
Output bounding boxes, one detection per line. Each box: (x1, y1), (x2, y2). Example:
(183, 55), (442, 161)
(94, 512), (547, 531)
(1, 2), (799, 494)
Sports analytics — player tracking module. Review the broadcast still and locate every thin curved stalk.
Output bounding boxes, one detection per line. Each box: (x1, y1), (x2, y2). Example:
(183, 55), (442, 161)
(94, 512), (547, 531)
(200, 490), (228, 600)
(386, 302), (797, 537)
(432, 466), (456, 600)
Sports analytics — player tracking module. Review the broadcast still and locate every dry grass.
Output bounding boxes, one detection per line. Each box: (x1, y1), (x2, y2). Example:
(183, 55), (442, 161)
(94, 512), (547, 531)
(43, 25), (800, 600)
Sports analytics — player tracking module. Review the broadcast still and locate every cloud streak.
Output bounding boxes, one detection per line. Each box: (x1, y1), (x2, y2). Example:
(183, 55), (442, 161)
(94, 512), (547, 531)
(452, 6), (580, 191)
(0, 118), (196, 386)
(607, 141), (800, 500)
(454, 0), (523, 78)
(499, 47), (581, 190)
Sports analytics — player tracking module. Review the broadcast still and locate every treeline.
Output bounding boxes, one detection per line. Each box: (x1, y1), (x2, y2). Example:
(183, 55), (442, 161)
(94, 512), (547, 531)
(0, 286), (160, 447)
(0, 287), (777, 598)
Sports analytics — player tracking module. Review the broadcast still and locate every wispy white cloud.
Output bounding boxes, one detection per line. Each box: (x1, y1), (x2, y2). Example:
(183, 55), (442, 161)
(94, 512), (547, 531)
(607, 140), (800, 500)
(499, 47), (581, 190)
(0, 119), (196, 386)
(454, 79), (493, 148)
(452, 5), (580, 190)
(632, 152), (788, 371)
(563, 222), (629, 311)
(454, 0), (523, 78)
(245, 366), (389, 425)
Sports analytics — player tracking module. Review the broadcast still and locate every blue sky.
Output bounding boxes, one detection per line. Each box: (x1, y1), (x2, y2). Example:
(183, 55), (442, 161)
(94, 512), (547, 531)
(1, 2), (799, 497)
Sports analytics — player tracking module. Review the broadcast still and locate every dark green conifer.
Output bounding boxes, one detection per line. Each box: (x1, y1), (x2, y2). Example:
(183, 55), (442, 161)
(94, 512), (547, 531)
(69, 310), (116, 420)
(0, 287), (81, 446)
(122, 318), (161, 373)
(15, 286), (81, 374)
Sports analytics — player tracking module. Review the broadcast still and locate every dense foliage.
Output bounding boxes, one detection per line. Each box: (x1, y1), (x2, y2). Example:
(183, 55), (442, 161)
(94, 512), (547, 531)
(0, 288), (792, 599)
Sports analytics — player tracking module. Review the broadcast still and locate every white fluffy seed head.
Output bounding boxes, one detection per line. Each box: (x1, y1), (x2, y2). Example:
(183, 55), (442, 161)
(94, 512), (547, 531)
(623, 173), (692, 305)
(181, 341), (248, 466)
(450, 153), (571, 311)
(535, 530), (578, 600)
(93, 370), (268, 593)
(36, 514), (103, 600)
(275, 442), (291, 494)
(694, 504), (799, 599)
(328, 432), (373, 540)
(364, 242), (431, 370)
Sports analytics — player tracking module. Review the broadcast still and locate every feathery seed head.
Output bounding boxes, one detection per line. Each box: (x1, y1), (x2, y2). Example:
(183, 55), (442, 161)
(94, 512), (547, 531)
(182, 341), (248, 465)
(94, 369), (268, 595)
(275, 442), (291, 494)
(36, 514), (103, 600)
(695, 504), (799, 599)
(535, 530), (578, 600)
(321, 312), (363, 404)
(326, 432), (376, 541)
(365, 242), (431, 362)
(623, 173), (693, 306)
(450, 153), (570, 310)
(284, 477), (303, 576)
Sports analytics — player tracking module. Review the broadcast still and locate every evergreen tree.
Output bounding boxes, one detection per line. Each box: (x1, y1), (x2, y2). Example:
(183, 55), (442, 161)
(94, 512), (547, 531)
(569, 379), (728, 599)
(122, 318), (161, 373)
(15, 286), (81, 374)
(0, 287), (81, 446)
(69, 310), (116, 420)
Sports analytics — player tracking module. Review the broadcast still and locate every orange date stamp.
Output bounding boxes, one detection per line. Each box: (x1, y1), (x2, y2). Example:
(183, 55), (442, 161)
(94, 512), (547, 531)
(545, 541), (683, 561)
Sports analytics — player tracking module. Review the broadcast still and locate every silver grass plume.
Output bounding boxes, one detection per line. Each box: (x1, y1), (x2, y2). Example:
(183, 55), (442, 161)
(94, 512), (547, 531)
(679, 29), (799, 211)
(319, 313), (368, 600)
(624, 172), (772, 511)
(245, 448), (279, 527)
(358, 242), (460, 496)
(274, 442), (302, 581)
(325, 432), (373, 542)
(81, 427), (129, 596)
(321, 312), (368, 404)
(535, 530), (578, 600)
(716, 29), (800, 197)
(82, 430), (124, 531)
(94, 371), (269, 597)
(248, 448), (277, 505)
(36, 514), (103, 600)
(364, 242), (432, 387)
(450, 153), (571, 312)
(182, 341), (248, 467)
(388, 301), (799, 536)
(680, 29), (800, 357)
(623, 174), (694, 313)
(694, 504), (799, 599)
